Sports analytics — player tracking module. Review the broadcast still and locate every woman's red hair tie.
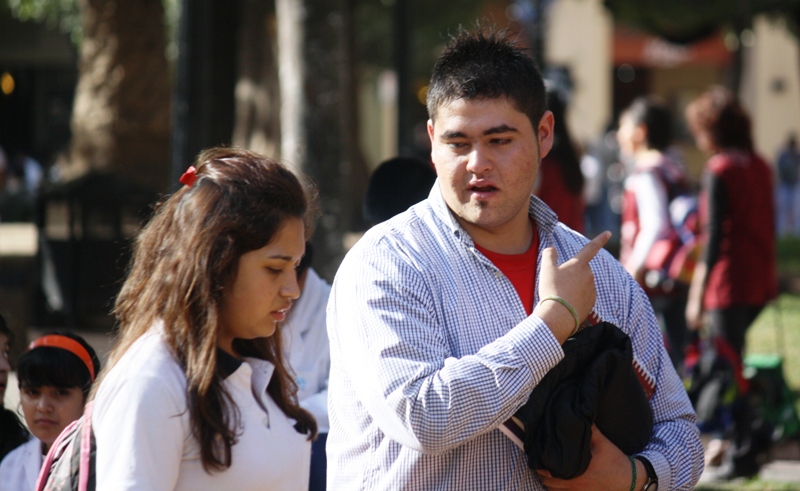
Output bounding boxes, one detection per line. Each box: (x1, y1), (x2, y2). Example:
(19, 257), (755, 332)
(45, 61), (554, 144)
(179, 166), (198, 187)
(28, 335), (96, 381)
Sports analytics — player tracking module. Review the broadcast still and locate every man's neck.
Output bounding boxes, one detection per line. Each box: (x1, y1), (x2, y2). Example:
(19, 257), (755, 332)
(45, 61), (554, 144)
(458, 212), (534, 255)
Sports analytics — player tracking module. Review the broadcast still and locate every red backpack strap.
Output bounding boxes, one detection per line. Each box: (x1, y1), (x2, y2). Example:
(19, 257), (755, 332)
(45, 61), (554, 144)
(35, 417), (81, 491)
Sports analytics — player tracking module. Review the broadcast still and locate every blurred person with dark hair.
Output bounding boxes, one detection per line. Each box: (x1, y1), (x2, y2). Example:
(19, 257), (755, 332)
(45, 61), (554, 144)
(363, 156), (437, 225)
(0, 313), (29, 463)
(685, 86), (777, 478)
(535, 87), (584, 233)
(618, 96), (691, 371)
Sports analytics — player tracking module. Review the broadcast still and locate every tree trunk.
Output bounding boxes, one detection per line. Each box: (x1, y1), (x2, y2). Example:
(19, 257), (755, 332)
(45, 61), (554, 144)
(276, 0), (367, 281)
(232, 0), (281, 158)
(67, 0), (171, 192)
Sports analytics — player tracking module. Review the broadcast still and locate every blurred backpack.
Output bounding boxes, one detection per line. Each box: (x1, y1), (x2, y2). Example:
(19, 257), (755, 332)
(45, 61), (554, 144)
(744, 353), (800, 442)
(643, 165), (701, 293)
(684, 334), (775, 478)
(35, 402), (95, 491)
(684, 333), (746, 434)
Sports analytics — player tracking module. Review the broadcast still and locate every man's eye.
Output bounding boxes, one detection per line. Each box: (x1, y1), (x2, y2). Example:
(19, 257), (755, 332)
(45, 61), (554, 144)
(491, 138), (511, 145)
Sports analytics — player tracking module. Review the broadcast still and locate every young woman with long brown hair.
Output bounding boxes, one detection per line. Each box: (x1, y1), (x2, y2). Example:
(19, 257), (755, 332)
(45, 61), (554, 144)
(92, 147), (318, 490)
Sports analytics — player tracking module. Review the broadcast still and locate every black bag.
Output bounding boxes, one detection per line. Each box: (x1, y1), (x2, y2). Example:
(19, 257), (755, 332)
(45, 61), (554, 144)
(513, 322), (654, 479)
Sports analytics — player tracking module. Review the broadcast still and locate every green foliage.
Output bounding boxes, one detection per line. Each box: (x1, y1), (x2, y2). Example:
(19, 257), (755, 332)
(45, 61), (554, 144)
(696, 479), (800, 490)
(356, 0), (487, 76)
(4, 0), (179, 63)
(603, 0), (800, 43)
(5, 0), (82, 42)
(777, 236), (800, 277)
(4, 0), (179, 47)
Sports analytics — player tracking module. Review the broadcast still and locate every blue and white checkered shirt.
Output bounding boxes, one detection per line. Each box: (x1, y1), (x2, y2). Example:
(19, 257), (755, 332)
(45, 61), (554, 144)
(326, 183), (703, 490)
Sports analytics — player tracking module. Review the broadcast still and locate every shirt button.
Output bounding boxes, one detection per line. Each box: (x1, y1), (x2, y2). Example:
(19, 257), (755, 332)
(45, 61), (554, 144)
(494, 270), (503, 279)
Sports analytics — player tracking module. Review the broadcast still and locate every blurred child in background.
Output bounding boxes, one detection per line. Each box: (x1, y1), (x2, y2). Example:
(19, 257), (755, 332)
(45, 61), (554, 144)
(0, 331), (100, 490)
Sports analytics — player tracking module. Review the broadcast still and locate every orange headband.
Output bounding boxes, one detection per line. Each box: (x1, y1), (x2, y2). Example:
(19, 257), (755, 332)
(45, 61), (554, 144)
(27, 335), (96, 382)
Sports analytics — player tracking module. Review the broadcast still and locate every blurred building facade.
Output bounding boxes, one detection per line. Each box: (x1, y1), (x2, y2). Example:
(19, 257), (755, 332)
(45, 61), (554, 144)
(542, 0), (800, 178)
(359, 0), (800, 180)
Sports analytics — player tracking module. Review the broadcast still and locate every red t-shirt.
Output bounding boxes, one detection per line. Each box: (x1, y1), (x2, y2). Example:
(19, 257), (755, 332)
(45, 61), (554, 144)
(474, 223), (539, 315)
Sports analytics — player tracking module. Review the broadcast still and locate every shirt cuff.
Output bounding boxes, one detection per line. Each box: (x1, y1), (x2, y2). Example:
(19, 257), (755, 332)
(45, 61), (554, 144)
(636, 450), (671, 491)
(501, 315), (564, 381)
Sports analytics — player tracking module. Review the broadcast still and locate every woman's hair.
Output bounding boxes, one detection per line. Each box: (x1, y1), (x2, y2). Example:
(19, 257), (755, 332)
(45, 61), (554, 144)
(17, 331), (100, 400)
(546, 88), (584, 194)
(685, 85), (753, 152)
(622, 96), (673, 152)
(103, 147), (318, 473)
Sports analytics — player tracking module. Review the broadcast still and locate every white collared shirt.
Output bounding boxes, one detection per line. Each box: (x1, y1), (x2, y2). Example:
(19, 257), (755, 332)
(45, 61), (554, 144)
(0, 436), (41, 491)
(284, 267), (331, 433)
(93, 328), (311, 491)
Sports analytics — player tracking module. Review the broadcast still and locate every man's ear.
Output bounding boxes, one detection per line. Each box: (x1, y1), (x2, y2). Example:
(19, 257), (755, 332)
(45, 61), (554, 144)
(537, 110), (555, 158)
(427, 119), (435, 142)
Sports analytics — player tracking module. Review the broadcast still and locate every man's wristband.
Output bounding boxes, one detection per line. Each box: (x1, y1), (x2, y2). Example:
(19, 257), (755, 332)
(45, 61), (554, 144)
(537, 295), (580, 337)
(629, 455), (637, 491)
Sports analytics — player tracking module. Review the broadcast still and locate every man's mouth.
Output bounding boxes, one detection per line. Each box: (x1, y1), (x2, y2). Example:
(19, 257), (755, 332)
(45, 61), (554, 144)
(470, 185), (497, 192)
(468, 183), (499, 198)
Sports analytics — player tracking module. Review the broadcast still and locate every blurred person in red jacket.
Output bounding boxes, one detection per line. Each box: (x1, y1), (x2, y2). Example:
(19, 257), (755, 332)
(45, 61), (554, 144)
(685, 85), (778, 478)
(535, 87), (585, 233)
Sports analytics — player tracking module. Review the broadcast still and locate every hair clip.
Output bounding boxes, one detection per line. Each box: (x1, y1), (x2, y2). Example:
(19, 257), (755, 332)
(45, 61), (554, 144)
(179, 166), (198, 187)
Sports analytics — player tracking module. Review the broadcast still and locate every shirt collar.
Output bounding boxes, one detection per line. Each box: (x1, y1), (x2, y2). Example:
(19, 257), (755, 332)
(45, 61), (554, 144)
(217, 348), (243, 379)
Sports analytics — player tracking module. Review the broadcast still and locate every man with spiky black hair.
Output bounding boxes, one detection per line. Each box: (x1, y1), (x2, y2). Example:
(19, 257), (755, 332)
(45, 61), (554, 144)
(327, 29), (703, 490)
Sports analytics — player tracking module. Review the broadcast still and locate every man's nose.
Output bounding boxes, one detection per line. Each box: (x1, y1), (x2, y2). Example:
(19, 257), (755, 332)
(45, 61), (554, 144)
(465, 146), (492, 175)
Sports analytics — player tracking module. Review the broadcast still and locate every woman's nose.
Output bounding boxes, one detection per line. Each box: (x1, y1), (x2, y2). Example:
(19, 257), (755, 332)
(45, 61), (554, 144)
(282, 272), (301, 300)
